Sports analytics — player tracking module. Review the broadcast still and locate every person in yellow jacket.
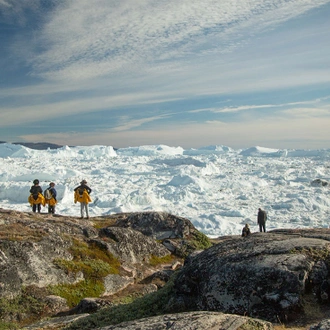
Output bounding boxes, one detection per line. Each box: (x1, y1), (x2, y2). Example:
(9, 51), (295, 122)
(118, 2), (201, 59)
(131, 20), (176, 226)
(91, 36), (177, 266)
(28, 179), (45, 213)
(74, 180), (92, 219)
(44, 182), (57, 214)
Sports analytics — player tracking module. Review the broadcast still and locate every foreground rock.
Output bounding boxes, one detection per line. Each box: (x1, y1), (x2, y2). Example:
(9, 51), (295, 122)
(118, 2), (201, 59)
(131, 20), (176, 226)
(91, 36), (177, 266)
(98, 311), (273, 330)
(172, 229), (330, 323)
(0, 209), (206, 327)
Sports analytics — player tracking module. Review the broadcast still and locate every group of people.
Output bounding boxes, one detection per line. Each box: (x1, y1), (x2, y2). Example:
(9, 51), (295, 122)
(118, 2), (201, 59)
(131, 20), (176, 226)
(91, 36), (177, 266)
(29, 179), (268, 228)
(28, 179), (92, 219)
(241, 207), (268, 237)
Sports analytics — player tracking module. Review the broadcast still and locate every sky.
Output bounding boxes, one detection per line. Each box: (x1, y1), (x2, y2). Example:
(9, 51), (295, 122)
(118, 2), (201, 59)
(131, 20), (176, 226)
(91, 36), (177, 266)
(0, 0), (330, 149)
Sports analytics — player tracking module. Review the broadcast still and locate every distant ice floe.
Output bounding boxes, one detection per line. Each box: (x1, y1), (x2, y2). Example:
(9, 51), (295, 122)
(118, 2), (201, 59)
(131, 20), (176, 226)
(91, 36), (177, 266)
(0, 142), (330, 237)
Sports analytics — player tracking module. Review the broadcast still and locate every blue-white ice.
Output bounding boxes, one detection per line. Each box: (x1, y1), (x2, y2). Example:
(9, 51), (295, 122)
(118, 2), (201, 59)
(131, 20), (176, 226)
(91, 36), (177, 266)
(0, 143), (329, 238)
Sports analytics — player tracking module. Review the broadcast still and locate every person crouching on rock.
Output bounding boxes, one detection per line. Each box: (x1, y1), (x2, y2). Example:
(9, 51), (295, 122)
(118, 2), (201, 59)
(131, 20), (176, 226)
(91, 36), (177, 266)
(242, 224), (251, 237)
(28, 179), (45, 213)
(44, 182), (57, 214)
(74, 180), (92, 219)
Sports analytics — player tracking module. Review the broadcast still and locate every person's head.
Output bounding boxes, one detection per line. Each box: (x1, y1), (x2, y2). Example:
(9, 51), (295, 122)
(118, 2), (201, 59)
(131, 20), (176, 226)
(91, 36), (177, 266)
(49, 182), (55, 187)
(81, 180), (87, 185)
(245, 224), (249, 228)
(33, 179), (39, 185)
(258, 208), (261, 211)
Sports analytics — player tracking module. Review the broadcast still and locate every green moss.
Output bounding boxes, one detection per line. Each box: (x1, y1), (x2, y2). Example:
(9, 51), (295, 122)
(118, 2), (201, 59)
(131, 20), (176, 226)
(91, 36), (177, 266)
(66, 274), (178, 329)
(190, 230), (212, 250)
(0, 321), (19, 330)
(149, 254), (174, 266)
(0, 287), (47, 329)
(290, 246), (330, 261)
(68, 239), (120, 273)
(53, 258), (115, 279)
(48, 279), (105, 307)
(53, 238), (120, 278)
(50, 238), (121, 308)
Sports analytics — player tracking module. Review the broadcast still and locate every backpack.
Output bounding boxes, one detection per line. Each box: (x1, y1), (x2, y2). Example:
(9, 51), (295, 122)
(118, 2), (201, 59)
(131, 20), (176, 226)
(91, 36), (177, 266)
(78, 188), (85, 196)
(44, 188), (52, 200)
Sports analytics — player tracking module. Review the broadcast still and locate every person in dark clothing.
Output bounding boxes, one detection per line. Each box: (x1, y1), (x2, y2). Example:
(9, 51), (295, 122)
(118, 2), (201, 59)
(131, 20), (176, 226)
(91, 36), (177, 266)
(242, 223), (251, 237)
(74, 180), (92, 219)
(29, 179), (43, 213)
(45, 182), (57, 214)
(257, 208), (267, 232)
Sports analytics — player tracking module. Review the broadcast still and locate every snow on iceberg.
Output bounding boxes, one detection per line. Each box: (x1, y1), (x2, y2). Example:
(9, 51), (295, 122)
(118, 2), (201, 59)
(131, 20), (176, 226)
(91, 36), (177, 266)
(240, 146), (288, 157)
(117, 145), (184, 156)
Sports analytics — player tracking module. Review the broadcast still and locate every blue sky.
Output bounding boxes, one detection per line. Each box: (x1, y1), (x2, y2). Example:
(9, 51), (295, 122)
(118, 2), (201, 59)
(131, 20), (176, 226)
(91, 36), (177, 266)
(0, 0), (330, 149)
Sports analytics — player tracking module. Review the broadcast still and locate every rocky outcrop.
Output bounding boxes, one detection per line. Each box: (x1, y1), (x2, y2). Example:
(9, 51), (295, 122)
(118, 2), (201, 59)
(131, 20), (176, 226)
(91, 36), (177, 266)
(114, 211), (196, 239)
(3, 209), (330, 330)
(100, 226), (170, 263)
(97, 311), (273, 330)
(0, 209), (198, 327)
(172, 229), (330, 323)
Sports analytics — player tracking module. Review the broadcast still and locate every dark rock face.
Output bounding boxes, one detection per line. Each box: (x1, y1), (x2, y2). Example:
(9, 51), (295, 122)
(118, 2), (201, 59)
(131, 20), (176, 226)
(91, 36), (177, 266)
(100, 226), (170, 263)
(114, 211), (196, 239)
(97, 311), (273, 330)
(172, 229), (330, 323)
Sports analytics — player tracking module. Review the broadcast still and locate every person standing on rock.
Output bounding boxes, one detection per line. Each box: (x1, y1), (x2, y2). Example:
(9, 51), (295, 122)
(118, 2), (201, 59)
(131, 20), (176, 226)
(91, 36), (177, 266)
(28, 179), (45, 213)
(74, 180), (92, 219)
(257, 208), (267, 232)
(44, 182), (57, 214)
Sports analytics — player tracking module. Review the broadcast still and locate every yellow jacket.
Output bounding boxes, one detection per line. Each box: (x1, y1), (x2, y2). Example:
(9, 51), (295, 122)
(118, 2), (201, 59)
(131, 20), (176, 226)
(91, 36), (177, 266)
(45, 197), (57, 206)
(28, 193), (46, 206)
(74, 189), (92, 204)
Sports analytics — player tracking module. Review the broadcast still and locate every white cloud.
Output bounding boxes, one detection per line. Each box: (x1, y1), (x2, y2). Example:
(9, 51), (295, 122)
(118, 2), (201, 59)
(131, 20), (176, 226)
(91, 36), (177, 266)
(24, 0), (330, 81)
(20, 115), (330, 150)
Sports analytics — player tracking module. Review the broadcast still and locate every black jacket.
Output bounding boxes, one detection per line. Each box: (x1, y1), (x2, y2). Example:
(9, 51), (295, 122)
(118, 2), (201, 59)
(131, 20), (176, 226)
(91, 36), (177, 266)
(257, 209), (267, 225)
(74, 184), (92, 195)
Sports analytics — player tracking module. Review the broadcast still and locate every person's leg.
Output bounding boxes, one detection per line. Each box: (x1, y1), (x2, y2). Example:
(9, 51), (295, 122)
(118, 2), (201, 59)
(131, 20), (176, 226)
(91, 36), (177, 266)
(85, 203), (89, 219)
(263, 224), (266, 232)
(259, 224), (262, 232)
(32, 204), (36, 212)
(37, 204), (41, 213)
(80, 202), (84, 218)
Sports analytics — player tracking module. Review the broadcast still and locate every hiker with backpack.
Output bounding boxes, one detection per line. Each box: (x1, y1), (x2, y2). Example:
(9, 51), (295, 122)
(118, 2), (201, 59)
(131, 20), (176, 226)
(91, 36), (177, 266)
(28, 179), (45, 213)
(44, 182), (57, 214)
(74, 180), (92, 219)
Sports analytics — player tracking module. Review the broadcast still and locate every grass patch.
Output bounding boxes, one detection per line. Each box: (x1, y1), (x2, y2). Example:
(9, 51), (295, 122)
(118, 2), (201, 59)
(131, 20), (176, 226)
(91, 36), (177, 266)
(92, 218), (117, 229)
(48, 279), (105, 307)
(149, 254), (174, 266)
(290, 247), (330, 262)
(0, 286), (48, 329)
(189, 230), (212, 250)
(69, 239), (120, 272)
(66, 273), (178, 329)
(50, 238), (121, 307)
(0, 223), (45, 242)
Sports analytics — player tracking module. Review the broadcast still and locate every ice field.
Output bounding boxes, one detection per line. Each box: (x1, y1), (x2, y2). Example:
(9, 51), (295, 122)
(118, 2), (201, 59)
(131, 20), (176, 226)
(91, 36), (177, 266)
(0, 143), (329, 237)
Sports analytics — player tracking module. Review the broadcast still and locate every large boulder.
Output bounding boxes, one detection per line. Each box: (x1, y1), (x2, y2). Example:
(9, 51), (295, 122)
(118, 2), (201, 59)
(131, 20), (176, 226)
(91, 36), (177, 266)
(172, 229), (330, 323)
(97, 311), (273, 330)
(114, 211), (196, 239)
(99, 226), (170, 264)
